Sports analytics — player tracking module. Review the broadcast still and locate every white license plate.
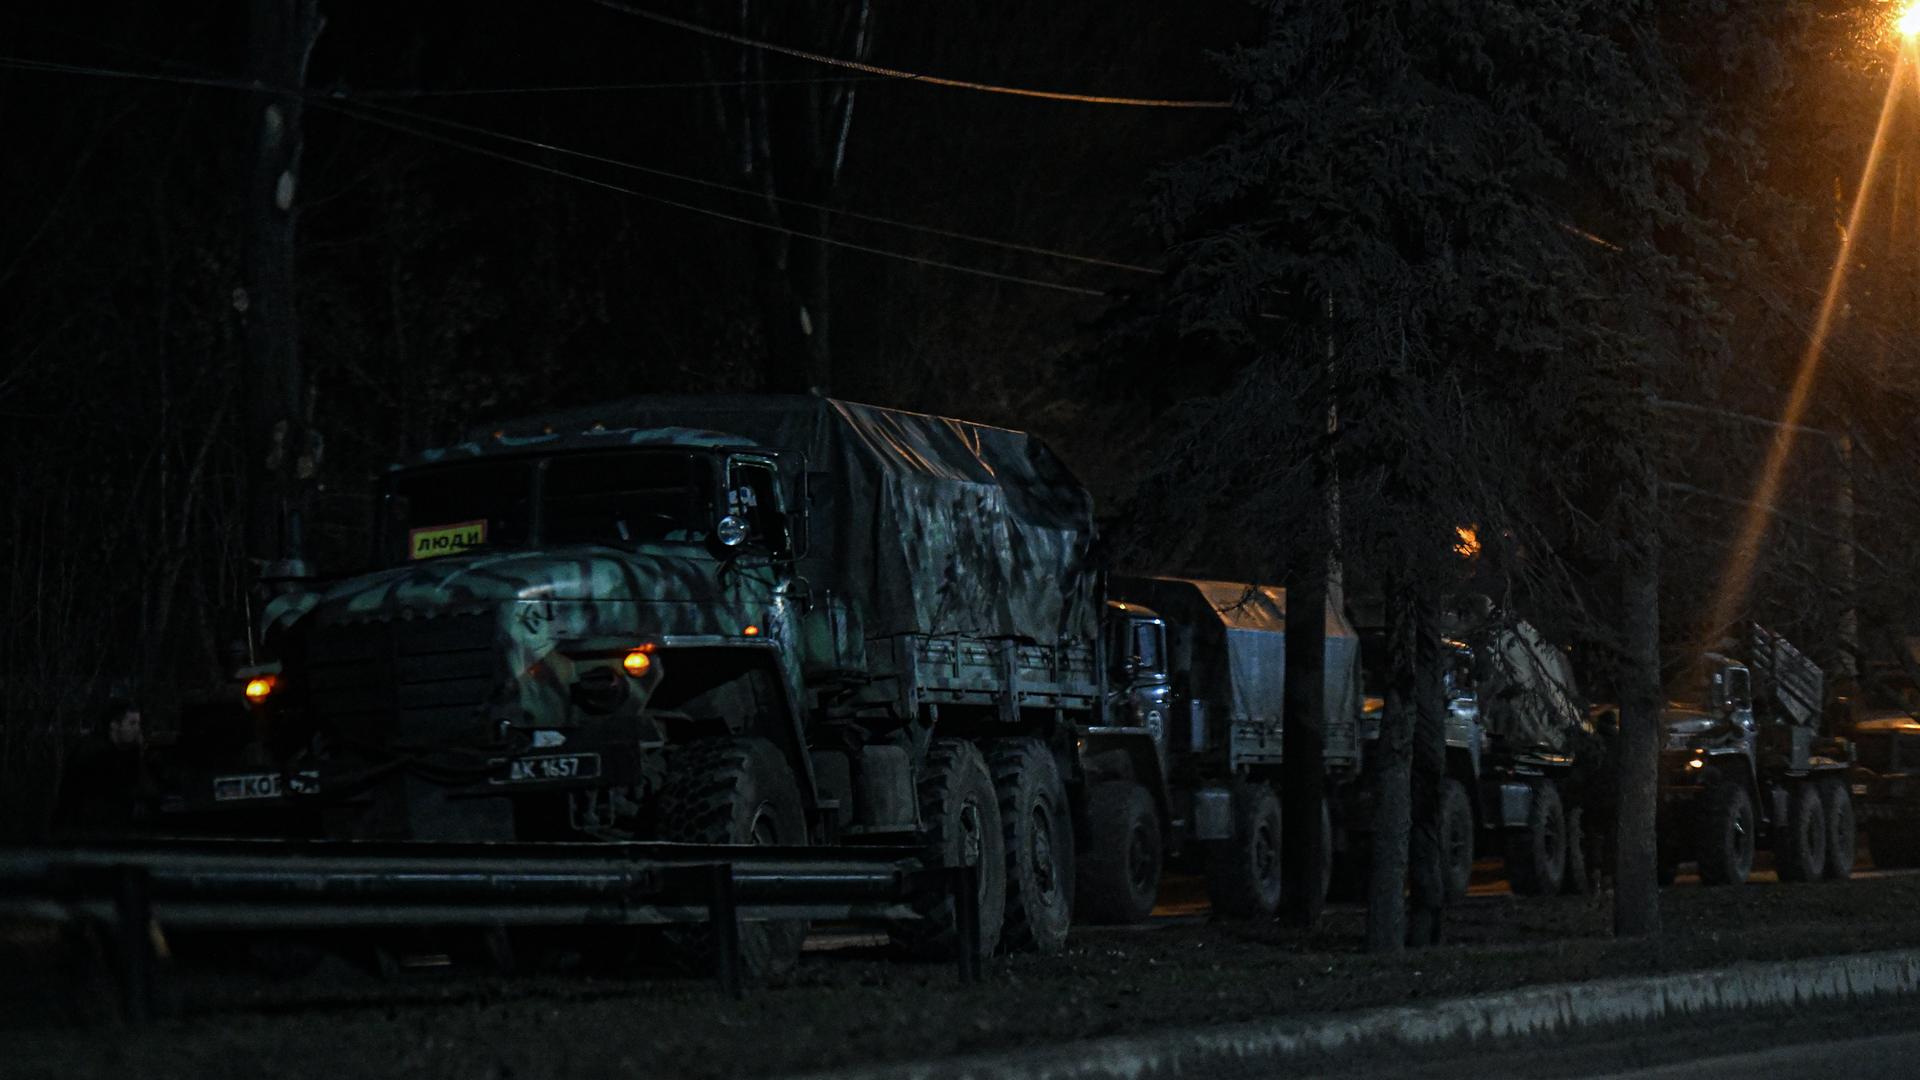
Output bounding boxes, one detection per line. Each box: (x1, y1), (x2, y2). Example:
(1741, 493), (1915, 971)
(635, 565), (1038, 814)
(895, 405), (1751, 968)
(213, 772), (283, 802)
(499, 753), (600, 783)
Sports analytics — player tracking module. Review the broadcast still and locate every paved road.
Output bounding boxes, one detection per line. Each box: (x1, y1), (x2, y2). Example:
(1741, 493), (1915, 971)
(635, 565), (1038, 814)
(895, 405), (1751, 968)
(1301, 996), (1920, 1080)
(1584, 1030), (1920, 1079)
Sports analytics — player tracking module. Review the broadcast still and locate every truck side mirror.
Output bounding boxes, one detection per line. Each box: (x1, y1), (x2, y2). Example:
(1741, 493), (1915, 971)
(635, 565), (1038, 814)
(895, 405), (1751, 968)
(1726, 668), (1752, 713)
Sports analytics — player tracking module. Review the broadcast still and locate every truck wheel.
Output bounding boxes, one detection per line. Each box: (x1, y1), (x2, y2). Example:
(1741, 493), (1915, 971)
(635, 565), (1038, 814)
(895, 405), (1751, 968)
(1776, 782), (1827, 884)
(987, 739), (1075, 955)
(1694, 779), (1756, 886)
(890, 739), (1006, 960)
(1278, 793), (1334, 911)
(1074, 782), (1162, 925)
(1439, 778), (1475, 902)
(657, 737), (809, 980)
(1818, 777), (1856, 881)
(1505, 781), (1567, 896)
(1562, 807), (1594, 896)
(1206, 781), (1284, 918)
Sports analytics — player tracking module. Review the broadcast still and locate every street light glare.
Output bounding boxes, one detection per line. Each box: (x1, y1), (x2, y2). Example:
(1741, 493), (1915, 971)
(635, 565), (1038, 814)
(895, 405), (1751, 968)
(1899, 2), (1920, 39)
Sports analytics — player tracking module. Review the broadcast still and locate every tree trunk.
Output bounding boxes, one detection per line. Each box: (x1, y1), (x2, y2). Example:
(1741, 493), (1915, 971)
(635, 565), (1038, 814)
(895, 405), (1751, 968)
(711, 0), (868, 397)
(1282, 560), (1328, 928)
(241, 0), (322, 574)
(1406, 591), (1448, 947)
(1366, 586), (1417, 953)
(1614, 476), (1662, 938)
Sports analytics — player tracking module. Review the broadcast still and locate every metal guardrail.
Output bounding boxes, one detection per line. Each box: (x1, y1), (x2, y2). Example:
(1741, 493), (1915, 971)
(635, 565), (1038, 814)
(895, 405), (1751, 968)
(0, 836), (982, 1017)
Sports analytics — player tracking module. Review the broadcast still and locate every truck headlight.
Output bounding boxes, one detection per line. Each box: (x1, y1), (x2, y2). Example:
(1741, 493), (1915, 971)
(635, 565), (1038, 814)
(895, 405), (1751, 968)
(244, 676), (276, 702)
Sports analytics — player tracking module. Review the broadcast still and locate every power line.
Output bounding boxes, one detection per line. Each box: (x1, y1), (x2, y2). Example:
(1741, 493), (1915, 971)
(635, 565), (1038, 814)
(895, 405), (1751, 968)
(583, 0), (1234, 110)
(350, 97), (1162, 276)
(0, 54), (260, 93)
(325, 101), (1113, 298)
(0, 53), (1143, 294)
(352, 75), (884, 98)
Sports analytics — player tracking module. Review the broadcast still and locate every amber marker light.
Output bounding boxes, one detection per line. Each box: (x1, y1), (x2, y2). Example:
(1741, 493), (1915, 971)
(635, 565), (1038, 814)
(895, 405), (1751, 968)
(742, 624), (762, 637)
(622, 647), (655, 676)
(244, 676), (276, 702)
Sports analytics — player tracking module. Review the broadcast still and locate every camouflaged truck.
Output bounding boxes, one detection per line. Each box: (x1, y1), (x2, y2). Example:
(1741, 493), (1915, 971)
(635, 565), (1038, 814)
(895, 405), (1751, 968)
(157, 396), (1099, 961)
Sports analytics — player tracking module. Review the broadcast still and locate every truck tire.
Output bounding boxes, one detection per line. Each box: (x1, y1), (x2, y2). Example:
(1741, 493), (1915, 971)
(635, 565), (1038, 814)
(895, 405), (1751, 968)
(1818, 777), (1856, 881)
(656, 737), (809, 980)
(1074, 781), (1162, 925)
(1278, 793), (1334, 911)
(1562, 806), (1593, 896)
(987, 739), (1075, 955)
(1776, 781), (1826, 884)
(1505, 781), (1567, 897)
(890, 739), (1006, 959)
(1694, 778), (1756, 886)
(1439, 778), (1475, 902)
(1206, 781), (1284, 918)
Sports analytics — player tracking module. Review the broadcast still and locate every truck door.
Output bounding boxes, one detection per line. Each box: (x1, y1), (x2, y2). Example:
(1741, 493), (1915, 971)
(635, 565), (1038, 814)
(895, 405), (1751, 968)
(723, 455), (792, 556)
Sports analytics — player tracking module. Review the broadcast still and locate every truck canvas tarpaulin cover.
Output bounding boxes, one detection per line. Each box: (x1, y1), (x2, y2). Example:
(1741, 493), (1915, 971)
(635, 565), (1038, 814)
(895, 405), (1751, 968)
(1475, 620), (1585, 753)
(483, 395), (1099, 647)
(1112, 577), (1362, 765)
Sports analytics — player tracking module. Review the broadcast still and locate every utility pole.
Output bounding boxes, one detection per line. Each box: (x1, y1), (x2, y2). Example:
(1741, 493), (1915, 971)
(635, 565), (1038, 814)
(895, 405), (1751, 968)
(240, 0), (323, 587)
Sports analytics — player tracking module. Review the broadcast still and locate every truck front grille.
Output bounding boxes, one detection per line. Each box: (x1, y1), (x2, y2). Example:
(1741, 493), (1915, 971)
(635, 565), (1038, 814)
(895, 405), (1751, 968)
(303, 613), (500, 750)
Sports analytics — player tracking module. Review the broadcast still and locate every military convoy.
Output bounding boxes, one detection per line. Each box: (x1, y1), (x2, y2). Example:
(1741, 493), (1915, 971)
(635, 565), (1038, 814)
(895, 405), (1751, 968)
(1656, 626), (1855, 885)
(1070, 577), (1602, 924)
(62, 395), (1890, 979)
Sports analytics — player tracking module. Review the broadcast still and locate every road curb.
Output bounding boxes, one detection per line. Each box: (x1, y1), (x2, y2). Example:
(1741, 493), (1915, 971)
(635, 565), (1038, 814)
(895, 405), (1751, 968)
(789, 948), (1920, 1080)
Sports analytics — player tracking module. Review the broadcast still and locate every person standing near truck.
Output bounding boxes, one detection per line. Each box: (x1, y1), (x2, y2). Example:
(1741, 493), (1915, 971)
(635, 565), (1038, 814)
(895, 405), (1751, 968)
(53, 689), (151, 832)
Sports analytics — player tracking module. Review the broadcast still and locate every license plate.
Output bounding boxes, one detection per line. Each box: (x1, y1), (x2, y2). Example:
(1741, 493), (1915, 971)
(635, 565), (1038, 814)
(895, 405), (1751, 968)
(497, 753), (600, 784)
(213, 772), (283, 802)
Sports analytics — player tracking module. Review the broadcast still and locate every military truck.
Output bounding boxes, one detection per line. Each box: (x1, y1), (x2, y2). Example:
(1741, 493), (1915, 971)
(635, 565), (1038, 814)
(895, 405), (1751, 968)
(1075, 577), (1364, 923)
(1656, 625), (1855, 885)
(1834, 643), (1920, 869)
(1447, 618), (1600, 900)
(144, 396), (1103, 962)
(1344, 612), (1598, 903)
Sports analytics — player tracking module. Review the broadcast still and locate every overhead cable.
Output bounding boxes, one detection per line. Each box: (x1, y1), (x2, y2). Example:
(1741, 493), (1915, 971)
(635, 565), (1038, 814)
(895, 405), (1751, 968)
(582, 0), (1233, 110)
(352, 98), (1162, 275)
(326, 102), (1113, 298)
(353, 75), (885, 98)
(0, 54), (1137, 294)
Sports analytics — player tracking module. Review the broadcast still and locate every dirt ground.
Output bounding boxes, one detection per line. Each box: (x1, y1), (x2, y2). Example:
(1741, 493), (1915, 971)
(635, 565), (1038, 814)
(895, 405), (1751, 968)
(4, 866), (1919, 1080)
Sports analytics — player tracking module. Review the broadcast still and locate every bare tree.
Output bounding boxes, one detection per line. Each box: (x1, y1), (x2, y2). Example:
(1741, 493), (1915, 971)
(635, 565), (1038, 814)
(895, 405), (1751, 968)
(699, 0), (871, 395)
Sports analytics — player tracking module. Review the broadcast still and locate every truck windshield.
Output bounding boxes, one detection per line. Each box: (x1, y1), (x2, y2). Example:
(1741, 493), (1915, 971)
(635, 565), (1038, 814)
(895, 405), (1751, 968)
(384, 450), (714, 564)
(389, 461), (534, 563)
(544, 452), (711, 546)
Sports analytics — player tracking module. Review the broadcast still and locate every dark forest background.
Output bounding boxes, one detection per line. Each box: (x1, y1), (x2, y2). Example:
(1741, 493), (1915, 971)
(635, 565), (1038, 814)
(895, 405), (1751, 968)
(6, 0), (1920, 836)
